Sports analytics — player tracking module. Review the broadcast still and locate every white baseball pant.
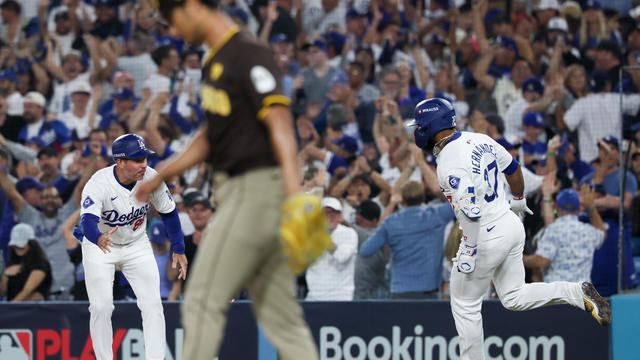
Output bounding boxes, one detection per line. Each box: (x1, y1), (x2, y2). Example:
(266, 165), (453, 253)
(450, 210), (585, 360)
(82, 239), (166, 360)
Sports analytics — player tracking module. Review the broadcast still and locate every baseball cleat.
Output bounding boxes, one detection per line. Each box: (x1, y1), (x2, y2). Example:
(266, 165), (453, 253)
(581, 282), (611, 326)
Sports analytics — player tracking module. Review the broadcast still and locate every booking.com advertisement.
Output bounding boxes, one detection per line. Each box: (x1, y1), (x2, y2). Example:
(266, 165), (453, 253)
(0, 301), (609, 360)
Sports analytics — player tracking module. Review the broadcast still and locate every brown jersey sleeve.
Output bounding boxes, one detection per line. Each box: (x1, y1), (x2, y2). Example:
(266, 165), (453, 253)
(237, 42), (291, 121)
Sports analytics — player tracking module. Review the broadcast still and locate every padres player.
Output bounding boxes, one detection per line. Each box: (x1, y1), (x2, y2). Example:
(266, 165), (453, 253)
(408, 98), (611, 360)
(80, 134), (187, 360)
(136, 0), (320, 359)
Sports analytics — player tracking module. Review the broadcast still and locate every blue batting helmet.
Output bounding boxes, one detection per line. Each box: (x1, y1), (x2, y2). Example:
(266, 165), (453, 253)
(408, 98), (456, 150)
(111, 134), (155, 160)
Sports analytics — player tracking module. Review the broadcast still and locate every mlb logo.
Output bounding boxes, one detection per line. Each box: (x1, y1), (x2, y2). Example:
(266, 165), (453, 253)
(0, 330), (32, 359)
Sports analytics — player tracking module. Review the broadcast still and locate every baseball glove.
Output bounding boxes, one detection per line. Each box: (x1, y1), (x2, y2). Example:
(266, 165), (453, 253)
(280, 193), (332, 274)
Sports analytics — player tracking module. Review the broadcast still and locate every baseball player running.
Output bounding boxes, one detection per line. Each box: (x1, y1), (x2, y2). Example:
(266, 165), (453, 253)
(408, 98), (611, 360)
(80, 134), (187, 360)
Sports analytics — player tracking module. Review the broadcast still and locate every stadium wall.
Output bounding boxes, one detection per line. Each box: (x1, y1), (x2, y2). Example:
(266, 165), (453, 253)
(0, 300), (612, 360)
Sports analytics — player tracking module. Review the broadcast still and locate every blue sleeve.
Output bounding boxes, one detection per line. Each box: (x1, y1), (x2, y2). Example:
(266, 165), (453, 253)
(169, 95), (194, 134)
(360, 222), (388, 257)
(98, 99), (113, 118)
(52, 120), (72, 147)
(160, 208), (185, 254)
(502, 158), (519, 175)
(571, 160), (594, 182)
(192, 99), (206, 126)
(81, 213), (101, 244)
(312, 101), (332, 135)
(435, 203), (455, 224)
(18, 127), (26, 143)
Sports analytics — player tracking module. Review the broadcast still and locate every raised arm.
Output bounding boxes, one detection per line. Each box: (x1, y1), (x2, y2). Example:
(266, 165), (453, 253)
(62, 210), (81, 251)
(0, 168), (24, 214)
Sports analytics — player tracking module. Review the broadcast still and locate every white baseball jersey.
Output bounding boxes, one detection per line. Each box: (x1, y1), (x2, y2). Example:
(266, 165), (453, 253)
(80, 165), (175, 245)
(436, 132), (517, 238)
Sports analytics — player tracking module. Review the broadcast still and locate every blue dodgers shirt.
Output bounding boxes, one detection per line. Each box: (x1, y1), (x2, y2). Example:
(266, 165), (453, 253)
(360, 203), (455, 294)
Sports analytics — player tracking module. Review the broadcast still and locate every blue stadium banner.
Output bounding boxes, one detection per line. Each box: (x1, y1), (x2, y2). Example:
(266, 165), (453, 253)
(0, 300), (609, 359)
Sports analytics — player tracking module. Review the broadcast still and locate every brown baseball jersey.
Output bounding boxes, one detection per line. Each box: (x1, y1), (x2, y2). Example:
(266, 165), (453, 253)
(200, 27), (290, 176)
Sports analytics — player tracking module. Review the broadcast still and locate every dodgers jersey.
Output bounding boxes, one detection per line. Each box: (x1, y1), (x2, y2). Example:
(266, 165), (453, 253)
(436, 132), (518, 237)
(80, 165), (175, 245)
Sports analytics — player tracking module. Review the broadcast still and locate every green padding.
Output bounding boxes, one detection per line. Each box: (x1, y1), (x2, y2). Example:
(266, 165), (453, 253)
(611, 294), (640, 360)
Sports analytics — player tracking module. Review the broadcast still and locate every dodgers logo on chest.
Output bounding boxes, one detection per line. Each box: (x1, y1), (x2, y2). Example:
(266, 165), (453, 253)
(102, 204), (150, 227)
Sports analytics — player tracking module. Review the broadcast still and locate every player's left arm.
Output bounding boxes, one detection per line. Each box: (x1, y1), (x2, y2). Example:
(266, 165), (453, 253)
(493, 136), (533, 215)
(263, 105), (300, 196)
(150, 177), (187, 279)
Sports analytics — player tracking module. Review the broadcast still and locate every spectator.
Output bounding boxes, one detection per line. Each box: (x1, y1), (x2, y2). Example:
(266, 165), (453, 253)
(360, 181), (455, 299)
(59, 82), (101, 139)
(0, 223), (52, 301)
(0, 176), (43, 262)
(581, 136), (639, 294)
(90, 0), (123, 40)
(301, 0), (346, 36)
(347, 61), (380, 103)
(299, 39), (338, 107)
(144, 44), (179, 110)
(0, 69), (23, 116)
(0, 95), (24, 143)
(168, 190), (214, 298)
(0, 0), (24, 47)
(305, 197), (358, 301)
(36, 147), (70, 197)
(521, 111), (547, 171)
(18, 92), (72, 155)
(594, 40), (622, 87)
(0, 155), (95, 299)
(524, 187), (606, 282)
(564, 70), (640, 162)
(503, 76), (548, 142)
(47, 51), (91, 116)
(118, 32), (158, 96)
(352, 199), (388, 299)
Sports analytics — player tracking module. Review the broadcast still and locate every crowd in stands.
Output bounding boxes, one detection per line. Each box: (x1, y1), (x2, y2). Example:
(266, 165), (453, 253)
(1, 0), (640, 302)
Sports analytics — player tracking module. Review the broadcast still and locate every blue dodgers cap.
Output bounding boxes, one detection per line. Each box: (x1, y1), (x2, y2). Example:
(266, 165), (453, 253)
(323, 31), (346, 53)
(111, 133), (156, 159)
(331, 135), (358, 154)
(149, 221), (167, 244)
(269, 33), (288, 44)
(556, 188), (580, 212)
(346, 8), (364, 20)
(494, 35), (518, 54)
(227, 7), (248, 25)
(15, 176), (44, 194)
(582, 0), (601, 10)
(328, 71), (349, 87)
(522, 111), (545, 127)
(308, 39), (328, 52)
(522, 76), (544, 94)
(112, 87), (135, 101)
(598, 135), (619, 149)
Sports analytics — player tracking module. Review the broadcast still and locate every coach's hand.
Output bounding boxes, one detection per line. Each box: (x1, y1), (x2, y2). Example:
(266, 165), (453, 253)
(97, 226), (118, 254)
(135, 176), (162, 203)
(173, 253), (188, 280)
